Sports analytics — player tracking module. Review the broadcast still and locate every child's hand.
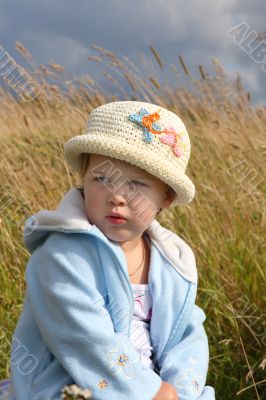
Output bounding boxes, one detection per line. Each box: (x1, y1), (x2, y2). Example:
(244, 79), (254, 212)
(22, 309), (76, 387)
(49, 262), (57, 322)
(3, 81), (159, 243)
(152, 381), (179, 400)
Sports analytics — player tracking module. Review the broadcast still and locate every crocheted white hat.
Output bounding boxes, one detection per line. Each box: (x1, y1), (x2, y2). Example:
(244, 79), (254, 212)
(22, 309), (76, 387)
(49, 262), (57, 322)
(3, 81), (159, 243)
(64, 101), (195, 205)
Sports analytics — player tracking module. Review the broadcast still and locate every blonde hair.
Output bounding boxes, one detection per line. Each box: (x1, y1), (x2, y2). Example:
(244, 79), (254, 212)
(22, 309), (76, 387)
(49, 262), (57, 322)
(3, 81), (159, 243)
(80, 153), (91, 181)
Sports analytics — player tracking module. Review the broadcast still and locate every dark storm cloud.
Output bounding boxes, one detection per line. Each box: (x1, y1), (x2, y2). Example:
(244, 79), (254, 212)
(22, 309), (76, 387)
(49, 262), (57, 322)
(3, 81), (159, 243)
(0, 0), (265, 103)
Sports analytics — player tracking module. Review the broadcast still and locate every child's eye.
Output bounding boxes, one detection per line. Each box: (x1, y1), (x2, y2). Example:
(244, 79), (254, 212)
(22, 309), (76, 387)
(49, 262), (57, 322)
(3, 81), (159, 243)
(131, 180), (144, 186)
(95, 176), (109, 183)
(94, 177), (146, 187)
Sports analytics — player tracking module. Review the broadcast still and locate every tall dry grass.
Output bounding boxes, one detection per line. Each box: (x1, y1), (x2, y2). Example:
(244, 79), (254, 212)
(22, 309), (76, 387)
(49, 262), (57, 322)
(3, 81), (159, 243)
(0, 43), (265, 399)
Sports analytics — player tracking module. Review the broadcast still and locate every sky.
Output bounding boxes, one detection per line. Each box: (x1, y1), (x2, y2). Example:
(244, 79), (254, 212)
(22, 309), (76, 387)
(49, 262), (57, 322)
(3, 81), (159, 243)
(0, 0), (265, 105)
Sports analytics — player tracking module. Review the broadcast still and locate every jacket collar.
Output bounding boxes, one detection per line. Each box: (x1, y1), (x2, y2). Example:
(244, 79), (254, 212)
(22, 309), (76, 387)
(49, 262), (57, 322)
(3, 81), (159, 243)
(24, 188), (197, 283)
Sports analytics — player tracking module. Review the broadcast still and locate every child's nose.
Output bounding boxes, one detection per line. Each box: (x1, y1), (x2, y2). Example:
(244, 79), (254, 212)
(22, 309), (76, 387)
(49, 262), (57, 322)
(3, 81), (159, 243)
(107, 179), (137, 205)
(107, 190), (127, 206)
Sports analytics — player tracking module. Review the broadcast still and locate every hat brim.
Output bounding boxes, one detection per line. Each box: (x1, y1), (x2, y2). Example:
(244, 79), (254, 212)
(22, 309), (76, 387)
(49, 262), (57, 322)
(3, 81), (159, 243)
(64, 134), (195, 206)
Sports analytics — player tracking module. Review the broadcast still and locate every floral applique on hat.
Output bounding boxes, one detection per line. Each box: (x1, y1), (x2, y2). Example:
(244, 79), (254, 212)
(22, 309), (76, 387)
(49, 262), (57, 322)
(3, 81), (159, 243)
(129, 109), (187, 158)
(160, 126), (187, 158)
(129, 108), (163, 143)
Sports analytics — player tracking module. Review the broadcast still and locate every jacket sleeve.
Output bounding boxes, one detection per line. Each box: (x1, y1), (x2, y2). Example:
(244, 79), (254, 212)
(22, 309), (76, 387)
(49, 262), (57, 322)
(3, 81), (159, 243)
(25, 233), (162, 400)
(158, 304), (215, 400)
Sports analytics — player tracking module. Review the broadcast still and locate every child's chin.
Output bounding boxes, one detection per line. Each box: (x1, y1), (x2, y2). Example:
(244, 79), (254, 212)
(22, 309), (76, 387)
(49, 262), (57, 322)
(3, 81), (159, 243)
(103, 229), (131, 243)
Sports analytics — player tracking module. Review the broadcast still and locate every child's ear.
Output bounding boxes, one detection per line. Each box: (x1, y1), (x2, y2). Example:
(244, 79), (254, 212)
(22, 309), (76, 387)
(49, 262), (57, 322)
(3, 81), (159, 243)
(162, 187), (177, 209)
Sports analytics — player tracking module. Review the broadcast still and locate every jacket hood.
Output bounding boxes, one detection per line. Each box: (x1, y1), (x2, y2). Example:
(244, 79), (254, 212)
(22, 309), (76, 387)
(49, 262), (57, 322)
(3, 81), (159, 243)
(23, 188), (197, 283)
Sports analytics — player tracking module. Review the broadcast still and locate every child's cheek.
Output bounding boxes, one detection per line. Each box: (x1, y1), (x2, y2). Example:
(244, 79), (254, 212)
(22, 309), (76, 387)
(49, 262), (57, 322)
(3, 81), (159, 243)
(130, 199), (157, 226)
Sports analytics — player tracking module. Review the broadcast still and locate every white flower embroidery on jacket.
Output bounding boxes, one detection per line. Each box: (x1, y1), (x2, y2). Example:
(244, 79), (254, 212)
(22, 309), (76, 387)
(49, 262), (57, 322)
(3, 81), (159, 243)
(106, 341), (140, 380)
(175, 368), (203, 393)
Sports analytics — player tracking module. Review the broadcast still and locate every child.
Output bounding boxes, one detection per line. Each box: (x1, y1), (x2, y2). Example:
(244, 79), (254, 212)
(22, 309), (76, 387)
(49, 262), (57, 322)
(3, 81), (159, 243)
(8, 101), (215, 399)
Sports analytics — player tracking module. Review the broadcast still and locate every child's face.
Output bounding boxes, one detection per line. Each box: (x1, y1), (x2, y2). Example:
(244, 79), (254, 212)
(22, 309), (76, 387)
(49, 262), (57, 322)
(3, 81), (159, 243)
(83, 154), (175, 245)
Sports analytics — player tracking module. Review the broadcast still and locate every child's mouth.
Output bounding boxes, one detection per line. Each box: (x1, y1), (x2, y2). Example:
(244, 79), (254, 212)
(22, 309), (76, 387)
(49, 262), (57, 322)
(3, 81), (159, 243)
(106, 216), (127, 225)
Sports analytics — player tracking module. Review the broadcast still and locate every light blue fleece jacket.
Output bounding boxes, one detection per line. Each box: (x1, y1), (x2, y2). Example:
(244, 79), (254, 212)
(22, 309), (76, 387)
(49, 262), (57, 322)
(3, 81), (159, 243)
(9, 188), (215, 400)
